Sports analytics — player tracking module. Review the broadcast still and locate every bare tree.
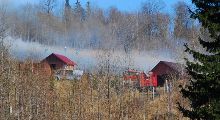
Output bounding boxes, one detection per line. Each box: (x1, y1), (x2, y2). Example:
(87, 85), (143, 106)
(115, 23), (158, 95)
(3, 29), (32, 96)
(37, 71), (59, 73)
(42, 0), (56, 14)
(0, 5), (8, 40)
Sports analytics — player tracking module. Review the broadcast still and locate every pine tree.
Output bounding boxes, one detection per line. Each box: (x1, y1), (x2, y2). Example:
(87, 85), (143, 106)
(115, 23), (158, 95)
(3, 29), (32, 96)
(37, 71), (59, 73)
(74, 0), (85, 21)
(64, 0), (72, 25)
(86, 1), (91, 18)
(178, 0), (220, 119)
(65, 0), (71, 8)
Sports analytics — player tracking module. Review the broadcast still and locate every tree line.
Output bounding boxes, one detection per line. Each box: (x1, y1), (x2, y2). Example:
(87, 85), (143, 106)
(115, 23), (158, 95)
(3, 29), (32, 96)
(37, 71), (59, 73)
(2, 0), (198, 55)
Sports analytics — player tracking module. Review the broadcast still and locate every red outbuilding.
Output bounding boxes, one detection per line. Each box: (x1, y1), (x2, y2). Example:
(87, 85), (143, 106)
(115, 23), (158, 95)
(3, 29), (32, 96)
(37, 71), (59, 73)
(41, 53), (77, 75)
(151, 61), (185, 86)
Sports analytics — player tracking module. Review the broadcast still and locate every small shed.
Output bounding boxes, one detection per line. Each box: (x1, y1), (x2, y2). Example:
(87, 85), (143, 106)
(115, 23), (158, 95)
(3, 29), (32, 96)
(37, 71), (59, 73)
(151, 61), (185, 86)
(41, 53), (77, 75)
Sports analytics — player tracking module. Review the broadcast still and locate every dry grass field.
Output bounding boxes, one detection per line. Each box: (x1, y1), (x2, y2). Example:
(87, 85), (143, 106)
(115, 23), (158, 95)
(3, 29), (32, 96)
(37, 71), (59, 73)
(51, 74), (189, 120)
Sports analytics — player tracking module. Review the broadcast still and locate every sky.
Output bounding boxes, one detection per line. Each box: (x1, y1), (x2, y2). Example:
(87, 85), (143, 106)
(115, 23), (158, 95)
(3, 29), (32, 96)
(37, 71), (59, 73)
(2, 0), (192, 13)
(85, 0), (191, 12)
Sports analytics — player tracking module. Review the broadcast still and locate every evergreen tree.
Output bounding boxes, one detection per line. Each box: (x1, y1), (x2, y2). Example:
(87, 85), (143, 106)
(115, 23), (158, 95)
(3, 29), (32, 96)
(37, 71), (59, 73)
(64, 0), (72, 25)
(86, 1), (91, 18)
(74, 0), (85, 21)
(178, 0), (220, 119)
(65, 0), (71, 8)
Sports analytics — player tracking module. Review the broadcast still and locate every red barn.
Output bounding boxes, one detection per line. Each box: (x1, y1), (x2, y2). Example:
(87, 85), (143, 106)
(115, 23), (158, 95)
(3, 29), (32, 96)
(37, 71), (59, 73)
(151, 61), (185, 86)
(41, 53), (77, 75)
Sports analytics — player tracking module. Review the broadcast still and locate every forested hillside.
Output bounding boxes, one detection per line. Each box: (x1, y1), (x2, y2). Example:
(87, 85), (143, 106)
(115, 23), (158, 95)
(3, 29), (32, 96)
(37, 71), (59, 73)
(1, 0), (218, 120)
(1, 0), (198, 53)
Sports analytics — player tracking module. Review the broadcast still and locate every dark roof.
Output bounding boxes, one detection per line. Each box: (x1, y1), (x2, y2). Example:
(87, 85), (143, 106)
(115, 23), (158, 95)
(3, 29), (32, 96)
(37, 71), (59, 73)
(46, 53), (77, 66)
(152, 61), (184, 73)
(161, 61), (183, 73)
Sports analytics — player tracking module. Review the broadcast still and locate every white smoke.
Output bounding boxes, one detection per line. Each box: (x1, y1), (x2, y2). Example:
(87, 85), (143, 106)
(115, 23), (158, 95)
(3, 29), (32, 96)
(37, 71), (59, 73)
(5, 36), (175, 72)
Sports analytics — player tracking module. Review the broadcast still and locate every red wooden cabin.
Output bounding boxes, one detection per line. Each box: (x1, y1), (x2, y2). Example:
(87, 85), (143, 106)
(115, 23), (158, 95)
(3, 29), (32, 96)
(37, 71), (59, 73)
(41, 53), (77, 76)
